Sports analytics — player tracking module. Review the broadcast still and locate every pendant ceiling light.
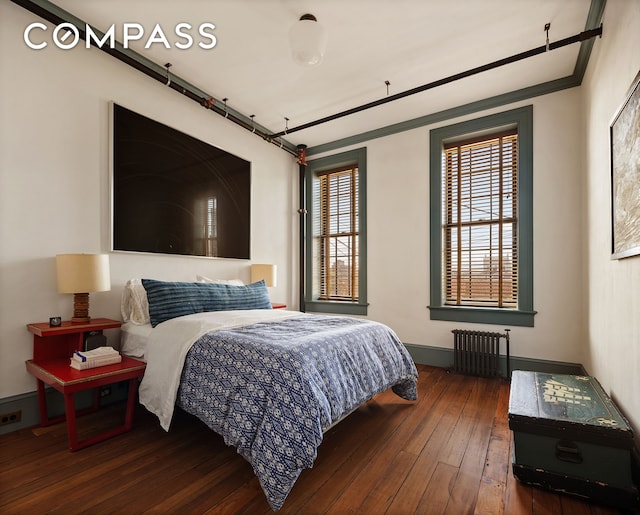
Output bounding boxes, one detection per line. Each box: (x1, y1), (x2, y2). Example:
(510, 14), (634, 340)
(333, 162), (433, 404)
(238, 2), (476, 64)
(289, 14), (327, 66)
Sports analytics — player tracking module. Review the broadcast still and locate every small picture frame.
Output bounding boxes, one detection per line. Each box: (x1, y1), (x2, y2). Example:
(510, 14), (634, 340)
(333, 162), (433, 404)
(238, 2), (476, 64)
(49, 316), (62, 327)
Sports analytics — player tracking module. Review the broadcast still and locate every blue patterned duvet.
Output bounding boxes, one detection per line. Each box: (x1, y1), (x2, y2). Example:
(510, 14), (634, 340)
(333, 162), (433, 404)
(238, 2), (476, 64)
(175, 314), (418, 511)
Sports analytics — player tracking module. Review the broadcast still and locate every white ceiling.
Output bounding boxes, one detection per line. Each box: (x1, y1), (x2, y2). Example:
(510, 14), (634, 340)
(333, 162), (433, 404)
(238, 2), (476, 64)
(52, 0), (594, 149)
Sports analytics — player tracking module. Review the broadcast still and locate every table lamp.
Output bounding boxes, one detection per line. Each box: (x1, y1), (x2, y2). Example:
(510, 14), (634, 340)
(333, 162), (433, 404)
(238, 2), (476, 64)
(250, 263), (277, 287)
(56, 254), (111, 323)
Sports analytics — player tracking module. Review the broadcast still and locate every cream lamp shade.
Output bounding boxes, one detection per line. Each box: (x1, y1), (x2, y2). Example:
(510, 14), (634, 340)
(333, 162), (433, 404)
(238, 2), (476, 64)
(56, 253), (111, 323)
(250, 263), (277, 287)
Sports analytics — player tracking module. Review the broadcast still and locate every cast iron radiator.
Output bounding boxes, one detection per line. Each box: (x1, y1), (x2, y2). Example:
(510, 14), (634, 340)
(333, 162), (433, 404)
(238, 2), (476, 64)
(452, 329), (510, 378)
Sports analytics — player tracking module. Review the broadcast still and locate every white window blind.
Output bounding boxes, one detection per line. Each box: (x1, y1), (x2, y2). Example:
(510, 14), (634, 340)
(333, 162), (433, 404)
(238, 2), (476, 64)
(443, 130), (518, 308)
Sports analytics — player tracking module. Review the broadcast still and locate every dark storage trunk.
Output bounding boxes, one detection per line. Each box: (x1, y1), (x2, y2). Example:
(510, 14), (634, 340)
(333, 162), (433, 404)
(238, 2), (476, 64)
(508, 370), (639, 510)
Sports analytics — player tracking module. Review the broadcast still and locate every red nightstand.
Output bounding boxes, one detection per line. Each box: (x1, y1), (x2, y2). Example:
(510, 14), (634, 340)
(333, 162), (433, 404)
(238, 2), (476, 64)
(26, 318), (146, 451)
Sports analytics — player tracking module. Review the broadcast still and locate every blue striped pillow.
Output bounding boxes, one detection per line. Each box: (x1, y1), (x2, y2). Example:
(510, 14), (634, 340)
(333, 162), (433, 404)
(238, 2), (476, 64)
(141, 279), (272, 327)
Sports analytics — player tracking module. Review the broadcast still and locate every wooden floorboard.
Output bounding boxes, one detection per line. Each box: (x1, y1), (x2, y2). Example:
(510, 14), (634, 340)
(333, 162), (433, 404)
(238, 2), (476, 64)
(0, 364), (635, 514)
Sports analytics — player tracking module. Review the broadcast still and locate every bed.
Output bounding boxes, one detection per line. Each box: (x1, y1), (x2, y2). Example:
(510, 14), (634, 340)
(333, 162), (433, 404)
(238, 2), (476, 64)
(120, 278), (418, 511)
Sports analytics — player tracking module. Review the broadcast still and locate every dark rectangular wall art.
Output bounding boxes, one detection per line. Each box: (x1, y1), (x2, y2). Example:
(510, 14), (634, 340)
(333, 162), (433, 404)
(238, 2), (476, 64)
(112, 104), (251, 260)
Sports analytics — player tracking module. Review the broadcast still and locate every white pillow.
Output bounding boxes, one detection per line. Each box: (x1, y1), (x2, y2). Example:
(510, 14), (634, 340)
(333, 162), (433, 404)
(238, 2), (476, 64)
(121, 278), (150, 325)
(196, 275), (244, 286)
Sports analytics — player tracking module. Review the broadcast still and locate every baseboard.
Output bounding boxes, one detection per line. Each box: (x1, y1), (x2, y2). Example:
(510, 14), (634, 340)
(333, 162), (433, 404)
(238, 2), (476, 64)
(404, 343), (585, 378)
(0, 390), (42, 436)
(0, 381), (129, 435)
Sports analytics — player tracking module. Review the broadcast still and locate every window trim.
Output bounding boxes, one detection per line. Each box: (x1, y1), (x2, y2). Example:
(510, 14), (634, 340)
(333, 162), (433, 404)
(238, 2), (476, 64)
(305, 148), (367, 315)
(428, 105), (536, 327)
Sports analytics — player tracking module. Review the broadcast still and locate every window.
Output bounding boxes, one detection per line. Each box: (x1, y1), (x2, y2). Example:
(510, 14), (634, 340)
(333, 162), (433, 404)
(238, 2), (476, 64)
(444, 130), (518, 308)
(318, 167), (359, 301)
(305, 148), (367, 315)
(429, 106), (536, 327)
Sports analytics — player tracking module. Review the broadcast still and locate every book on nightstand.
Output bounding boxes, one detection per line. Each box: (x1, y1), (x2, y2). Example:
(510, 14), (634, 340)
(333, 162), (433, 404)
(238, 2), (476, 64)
(70, 347), (122, 370)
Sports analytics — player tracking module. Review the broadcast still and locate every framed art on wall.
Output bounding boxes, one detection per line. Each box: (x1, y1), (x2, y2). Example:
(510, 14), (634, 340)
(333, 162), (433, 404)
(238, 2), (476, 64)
(610, 70), (640, 260)
(111, 103), (252, 260)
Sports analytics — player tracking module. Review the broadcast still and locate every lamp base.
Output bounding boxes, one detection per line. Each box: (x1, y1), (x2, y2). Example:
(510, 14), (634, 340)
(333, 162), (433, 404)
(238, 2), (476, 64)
(71, 292), (91, 324)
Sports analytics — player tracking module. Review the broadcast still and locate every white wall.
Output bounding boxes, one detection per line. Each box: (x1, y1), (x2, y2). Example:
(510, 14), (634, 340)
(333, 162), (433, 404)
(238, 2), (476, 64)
(314, 88), (586, 367)
(582, 0), (640, 430)
(0, 2), (298, 399)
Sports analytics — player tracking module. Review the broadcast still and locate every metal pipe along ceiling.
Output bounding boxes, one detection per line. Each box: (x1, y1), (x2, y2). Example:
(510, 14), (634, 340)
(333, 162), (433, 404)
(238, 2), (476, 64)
(270, 25), (603, 138)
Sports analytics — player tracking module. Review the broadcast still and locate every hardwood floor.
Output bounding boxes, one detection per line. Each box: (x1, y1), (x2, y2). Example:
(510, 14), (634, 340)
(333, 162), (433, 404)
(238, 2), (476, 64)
(0, 364), (634, 514)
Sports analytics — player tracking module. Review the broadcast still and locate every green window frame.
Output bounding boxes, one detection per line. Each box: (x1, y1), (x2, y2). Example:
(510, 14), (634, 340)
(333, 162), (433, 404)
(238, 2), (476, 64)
(305, 148), (367, 315)
(429, 105), (536, 327)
